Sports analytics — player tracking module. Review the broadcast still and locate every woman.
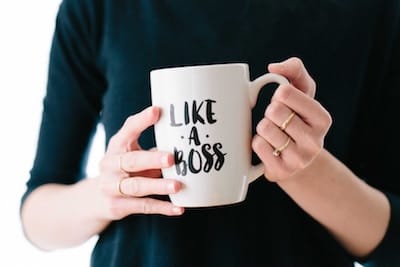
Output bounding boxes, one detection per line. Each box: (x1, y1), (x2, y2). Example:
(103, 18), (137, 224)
(21, 0), (400, 266)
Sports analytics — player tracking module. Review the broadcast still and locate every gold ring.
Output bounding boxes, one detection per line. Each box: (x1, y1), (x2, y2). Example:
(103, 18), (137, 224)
(280, 111), (296, 131)
(273, 137), (291, 157)
(117, 178), (129, 197)
(119, 155), (129, 174)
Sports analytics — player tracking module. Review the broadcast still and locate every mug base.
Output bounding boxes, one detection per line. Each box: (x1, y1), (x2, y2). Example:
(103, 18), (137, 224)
(171, 198), (246, 208)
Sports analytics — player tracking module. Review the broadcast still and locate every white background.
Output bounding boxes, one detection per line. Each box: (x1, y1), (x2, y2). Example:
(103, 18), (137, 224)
(0, 1), (103, 266)
(0, 1), (363, 266)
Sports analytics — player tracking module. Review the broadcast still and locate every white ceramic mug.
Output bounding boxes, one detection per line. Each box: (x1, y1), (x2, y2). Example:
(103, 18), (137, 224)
(150, 63), (289, 207)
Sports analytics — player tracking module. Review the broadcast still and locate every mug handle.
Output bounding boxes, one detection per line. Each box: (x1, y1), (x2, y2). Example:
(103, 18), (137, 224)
(247, 73), (290, 183)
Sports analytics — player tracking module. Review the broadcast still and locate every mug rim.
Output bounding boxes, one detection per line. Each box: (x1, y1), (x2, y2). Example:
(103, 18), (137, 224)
(150, 62), (249, 75)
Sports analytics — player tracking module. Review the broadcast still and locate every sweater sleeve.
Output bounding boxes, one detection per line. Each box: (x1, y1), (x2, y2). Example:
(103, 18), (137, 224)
(21, 0), (106, 206)
(352, 2), (400, 265)
(360, 193), (400, 266)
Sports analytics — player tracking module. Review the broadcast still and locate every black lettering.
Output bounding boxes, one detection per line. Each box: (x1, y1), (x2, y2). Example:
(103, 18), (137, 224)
(192, 100), (205, 124)
(174, 147), (187, 176)
(184, 101), (189, 125)
(213, 143), (226, 170)
(205, 99), (217, 124)
(201, 144), (213, 172)
(188, 126), (201, 146)
(170, 104), (182, 127)
(188, 149), (202, 174)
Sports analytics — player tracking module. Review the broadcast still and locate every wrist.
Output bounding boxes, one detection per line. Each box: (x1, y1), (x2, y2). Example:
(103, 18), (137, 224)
(72, 177), (111, 231)
(277, 148), (326, 189)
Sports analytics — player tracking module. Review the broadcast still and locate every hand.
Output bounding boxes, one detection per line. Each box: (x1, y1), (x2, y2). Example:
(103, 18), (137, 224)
(252, 57), (332, 182)
(95, 106), (184, 221)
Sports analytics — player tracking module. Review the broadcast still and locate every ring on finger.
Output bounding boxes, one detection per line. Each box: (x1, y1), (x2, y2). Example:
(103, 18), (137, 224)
(117, 178), (129, 197)
(280, 111), (296, 131)
(119, 154), (129, 174)
(273, 137), (291, 157)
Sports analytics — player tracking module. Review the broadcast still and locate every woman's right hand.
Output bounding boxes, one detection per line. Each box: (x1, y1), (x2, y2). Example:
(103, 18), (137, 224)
(95, 106), (184, 222)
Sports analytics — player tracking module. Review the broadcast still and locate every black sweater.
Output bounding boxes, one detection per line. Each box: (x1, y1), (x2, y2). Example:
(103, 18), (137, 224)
(23, 0), (400, 266)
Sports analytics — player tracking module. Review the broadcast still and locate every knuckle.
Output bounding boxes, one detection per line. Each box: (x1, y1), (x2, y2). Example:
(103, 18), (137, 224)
(108, 135), (125, 152)
(107, 198), (124, 219)
(274, 84), (293, 102)
(290, 57), (304, 72)
(125, 115), (137, 126)
(256, 118), (276, 137)
(307, 79), (317, 98)
(265, 102), (281, 119)
(323, 111), (333, 130)
(290, 56), (303, 66)
(256, 119), (269, 135)
(125, 154), (137, 171)
(310, 79), (317, 92)
(315, 107), (333, 134)
(263, 118), (275, 132)
(142, 198), (153, 214)
(252, 136), (265, 152)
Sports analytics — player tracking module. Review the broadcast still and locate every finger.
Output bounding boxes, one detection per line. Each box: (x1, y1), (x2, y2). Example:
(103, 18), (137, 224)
(119, 151), (174, 173)
(99, 151), (173, 175)
(268, 57), (316, 97)
(263, 101), (326, 169)
(264, 101), (312, 141)
(108, 197), (184, 218)
(252, 135), (296, 181)
(108, 106), (160, 153)
(256, 118), (296, 151)
(119, 177), (182, 197)
(272, 84), (331, 131)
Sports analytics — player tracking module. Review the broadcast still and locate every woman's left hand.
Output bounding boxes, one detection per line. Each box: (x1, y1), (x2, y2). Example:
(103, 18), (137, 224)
(252, 57), (332, 182)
